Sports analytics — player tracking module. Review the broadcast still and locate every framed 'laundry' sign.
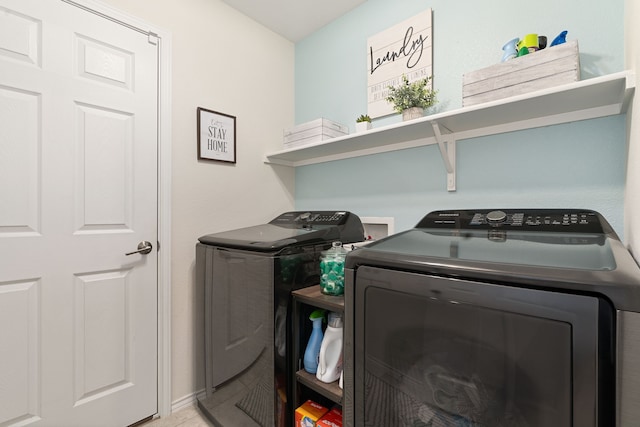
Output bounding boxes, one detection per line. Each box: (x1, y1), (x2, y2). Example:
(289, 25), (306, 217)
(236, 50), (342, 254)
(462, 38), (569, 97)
(367, 9), (433, 118)
(197, 107), (236, 163)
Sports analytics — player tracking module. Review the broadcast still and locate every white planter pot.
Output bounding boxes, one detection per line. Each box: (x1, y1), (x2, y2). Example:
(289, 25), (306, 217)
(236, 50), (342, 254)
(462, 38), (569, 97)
(402, 107), (424, 121)
(355, 121), (371, 132)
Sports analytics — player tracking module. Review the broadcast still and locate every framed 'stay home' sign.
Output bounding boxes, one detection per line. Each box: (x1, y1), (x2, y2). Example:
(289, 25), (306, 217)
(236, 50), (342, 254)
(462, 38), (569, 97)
(367, 9), (433, 118)
(197, 107), (236, 163)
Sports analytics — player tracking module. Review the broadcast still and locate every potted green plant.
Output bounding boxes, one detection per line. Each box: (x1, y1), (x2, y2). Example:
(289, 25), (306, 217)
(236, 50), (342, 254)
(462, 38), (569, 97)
(355, 114), (372, 132)
(386, 75), (438, 121)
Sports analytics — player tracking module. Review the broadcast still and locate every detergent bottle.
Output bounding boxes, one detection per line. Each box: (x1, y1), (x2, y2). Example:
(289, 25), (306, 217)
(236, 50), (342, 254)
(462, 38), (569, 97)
(303, 309), (325, 374)
(316, 311), (343, 383)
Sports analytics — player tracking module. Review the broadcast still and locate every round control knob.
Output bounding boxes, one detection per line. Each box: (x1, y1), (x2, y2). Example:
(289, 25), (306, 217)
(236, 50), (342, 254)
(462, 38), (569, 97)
(486, 210), (507, 224)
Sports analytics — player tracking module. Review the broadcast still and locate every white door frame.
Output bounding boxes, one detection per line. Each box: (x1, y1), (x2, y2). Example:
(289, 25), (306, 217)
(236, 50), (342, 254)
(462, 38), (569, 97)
(62, 0), (173, 417)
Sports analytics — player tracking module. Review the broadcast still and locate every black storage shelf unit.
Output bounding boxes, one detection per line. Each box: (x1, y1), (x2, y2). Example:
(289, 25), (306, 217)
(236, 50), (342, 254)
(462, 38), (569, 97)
(292, 285), (344, 408)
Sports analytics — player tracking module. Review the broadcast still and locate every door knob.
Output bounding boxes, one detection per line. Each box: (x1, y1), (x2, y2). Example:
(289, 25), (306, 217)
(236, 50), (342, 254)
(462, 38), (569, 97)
(125, 241), (153, 256)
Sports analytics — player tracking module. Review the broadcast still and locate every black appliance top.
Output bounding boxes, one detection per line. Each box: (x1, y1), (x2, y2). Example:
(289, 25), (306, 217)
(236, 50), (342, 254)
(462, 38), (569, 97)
(198, 211), (364, 252)
(346, 209), (640, 311)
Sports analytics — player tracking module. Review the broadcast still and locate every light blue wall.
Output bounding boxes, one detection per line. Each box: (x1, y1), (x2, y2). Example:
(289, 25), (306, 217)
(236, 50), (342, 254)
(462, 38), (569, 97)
(294, 0), (627, 235)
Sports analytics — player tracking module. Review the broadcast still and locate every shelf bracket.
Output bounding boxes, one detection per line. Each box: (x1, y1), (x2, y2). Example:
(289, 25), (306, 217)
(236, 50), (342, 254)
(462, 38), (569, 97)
(431, 121), (457, 192)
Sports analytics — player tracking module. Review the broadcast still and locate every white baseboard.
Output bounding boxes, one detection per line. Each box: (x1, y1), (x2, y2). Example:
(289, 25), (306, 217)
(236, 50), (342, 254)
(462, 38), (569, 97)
(171, 389), (206, 413)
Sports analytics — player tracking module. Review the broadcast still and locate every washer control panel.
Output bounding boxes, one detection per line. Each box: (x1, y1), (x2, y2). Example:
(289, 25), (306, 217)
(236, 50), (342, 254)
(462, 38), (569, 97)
(417, 209), (604, 233)
(270, 211), (350, 225)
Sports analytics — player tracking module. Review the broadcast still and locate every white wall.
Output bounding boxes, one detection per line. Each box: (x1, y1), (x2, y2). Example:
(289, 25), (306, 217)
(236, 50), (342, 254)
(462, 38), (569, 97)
(100, 0), (296, 404)
(625, 0), (640, 258)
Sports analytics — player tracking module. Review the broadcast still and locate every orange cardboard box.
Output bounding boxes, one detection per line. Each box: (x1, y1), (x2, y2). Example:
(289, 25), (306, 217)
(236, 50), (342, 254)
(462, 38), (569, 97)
(295, 400), (329, 427)
(317, 407), (342, 427)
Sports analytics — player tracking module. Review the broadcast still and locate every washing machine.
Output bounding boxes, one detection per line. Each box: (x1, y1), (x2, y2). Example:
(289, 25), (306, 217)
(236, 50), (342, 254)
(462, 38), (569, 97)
(196, 211), (364, 426)
(344, 209), (640, 427)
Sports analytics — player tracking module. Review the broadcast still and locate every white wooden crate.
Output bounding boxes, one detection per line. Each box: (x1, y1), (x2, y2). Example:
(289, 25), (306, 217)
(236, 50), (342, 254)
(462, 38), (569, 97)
(463, 40), (580, 107)
(283, 118), (349, 149)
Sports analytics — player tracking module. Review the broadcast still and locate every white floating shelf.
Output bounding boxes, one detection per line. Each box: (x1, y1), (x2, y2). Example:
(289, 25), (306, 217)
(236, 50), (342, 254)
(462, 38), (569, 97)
(265, 70), (635, 191)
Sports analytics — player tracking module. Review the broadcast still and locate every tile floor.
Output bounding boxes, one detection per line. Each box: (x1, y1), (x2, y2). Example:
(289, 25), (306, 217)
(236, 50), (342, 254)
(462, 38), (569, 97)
(141, 405), (215, 427)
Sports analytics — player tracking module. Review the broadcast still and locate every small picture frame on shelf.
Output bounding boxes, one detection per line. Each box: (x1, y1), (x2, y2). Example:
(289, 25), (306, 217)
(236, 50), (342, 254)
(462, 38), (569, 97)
(197, 107), (236, 163)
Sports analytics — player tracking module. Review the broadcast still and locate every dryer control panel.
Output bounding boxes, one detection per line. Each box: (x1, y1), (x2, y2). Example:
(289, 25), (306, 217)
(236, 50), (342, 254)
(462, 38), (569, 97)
(417, 209), (605, 234)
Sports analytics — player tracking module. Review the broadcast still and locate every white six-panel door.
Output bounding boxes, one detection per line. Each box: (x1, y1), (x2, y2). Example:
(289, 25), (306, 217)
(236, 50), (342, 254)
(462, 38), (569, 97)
(0, 0), (158, 425)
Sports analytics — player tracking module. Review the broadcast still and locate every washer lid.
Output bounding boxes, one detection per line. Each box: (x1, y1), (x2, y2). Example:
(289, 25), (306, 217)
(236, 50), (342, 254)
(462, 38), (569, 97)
(356, 227), (615, 271)
(198, 211), (365, 252)
(198, 223), (337, 251)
